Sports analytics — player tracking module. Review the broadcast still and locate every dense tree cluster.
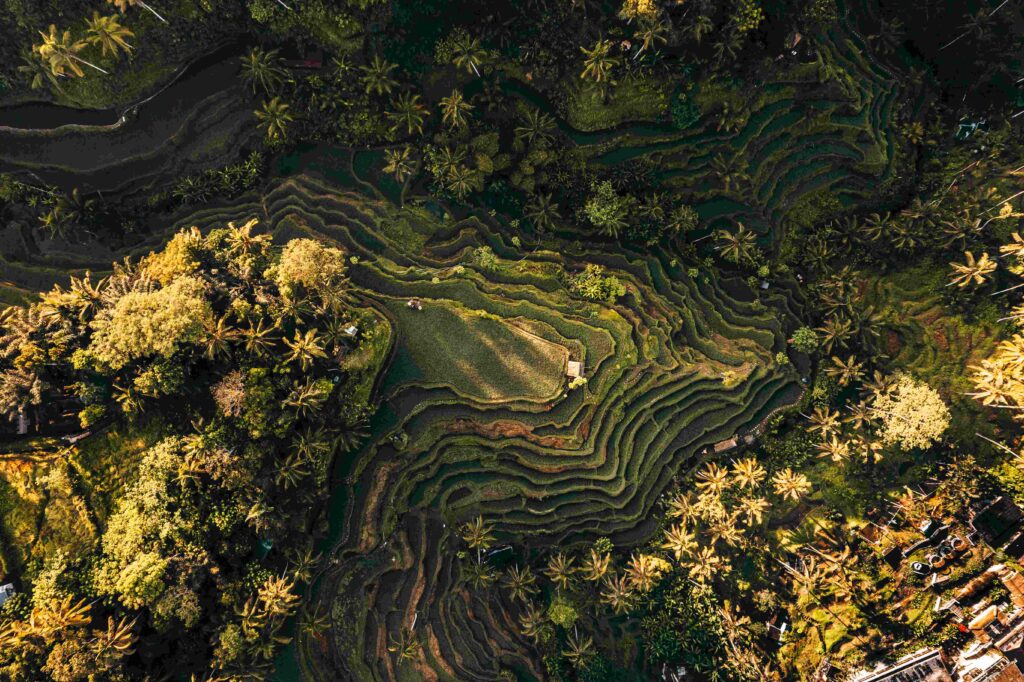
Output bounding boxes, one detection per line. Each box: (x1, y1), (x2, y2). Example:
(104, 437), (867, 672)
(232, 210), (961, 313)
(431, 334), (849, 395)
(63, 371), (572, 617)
(0, 220), (384, 679)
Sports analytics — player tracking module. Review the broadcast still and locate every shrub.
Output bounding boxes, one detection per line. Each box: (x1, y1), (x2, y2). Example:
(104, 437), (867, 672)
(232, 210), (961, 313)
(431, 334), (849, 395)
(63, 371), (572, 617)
(567, 264), (626, 302)
(790, 326), (819, 354)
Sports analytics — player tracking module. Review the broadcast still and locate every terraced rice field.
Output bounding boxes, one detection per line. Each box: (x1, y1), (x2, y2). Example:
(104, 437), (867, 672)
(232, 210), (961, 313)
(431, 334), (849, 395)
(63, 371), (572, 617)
(0, 6), (913, 675)
(174, 165), (795, 681)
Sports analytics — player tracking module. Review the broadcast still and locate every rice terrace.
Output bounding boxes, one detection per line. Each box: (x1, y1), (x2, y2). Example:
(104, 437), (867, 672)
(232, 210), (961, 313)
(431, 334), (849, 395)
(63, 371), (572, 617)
(0, 1), (1022, 681)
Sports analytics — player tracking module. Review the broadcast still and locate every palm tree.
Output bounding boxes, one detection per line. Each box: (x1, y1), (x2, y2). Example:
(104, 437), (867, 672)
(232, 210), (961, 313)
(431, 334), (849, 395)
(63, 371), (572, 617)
(387, 93), (429, 136)
(711, 154), (749, 192)
(85, 13), (133, 58)
(387, 628), (422, 663)
(667, 492), (700, 524)
(504, 565), (537, 602)
(730, 457), (766, 489)
(92, 615), (137, 662)
(258, 576), (301, 617)
(451, 35), (488, 76)
(625, 553), (664, 593)
(737, 496), (770, 526)
(580, 39), (619, 85)
(439, 89), (473, 130)
(18, 53), (63, 91)
(696, 462), (730, 496)
(514, 108), (556, 147)
(949, 251), (996, 287)
(34, 25), (106, 78)
(635, 17), (669, 56)
(446, 165), (479, 200)
(601, 573), (636, 615)
(816, 316), (853, 354)
(106, 0), (166, 23)
(772, 468), (812, 501)
(242, 318), (278, 356)
(255, 97), (293, 141)
(283, 328), (327, 370)
(287, 546), (322, 584)
(518, 604), (546, 641)
(825, 354), (864, 387)
(384, 146), (416, 183)
(661, 523), (696, 561)
(202, 315), (239, 360)
(716, 223), (757, 264)
(241, 47), (287, 94)
(361, 55), (398, 96)
(709, 516), (744, 548)
(806, 405), (841, 438)
(687, 14), (714, 43)
(564, 631), (596, 670)
(686, 546), (724, 583)
(465, 561), (498, 589)
(816, 435), (851, 463)
(526, 193), (561, 233)
(581, 549), (611, 583)
(460, 515), (495, 555)
(545, 552), (577, 591)
(276, 452), (309, 489)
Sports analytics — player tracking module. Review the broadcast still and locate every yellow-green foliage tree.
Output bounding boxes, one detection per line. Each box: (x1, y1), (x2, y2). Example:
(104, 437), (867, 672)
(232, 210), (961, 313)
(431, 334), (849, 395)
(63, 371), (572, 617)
(872, 372), (950, 450)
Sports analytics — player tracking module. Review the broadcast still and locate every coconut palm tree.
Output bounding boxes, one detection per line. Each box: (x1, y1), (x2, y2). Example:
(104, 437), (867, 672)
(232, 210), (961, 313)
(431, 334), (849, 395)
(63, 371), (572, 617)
(361, 56), (398, 96)
(806, 405), (841, 438)
(465, 561), (498, 589)
(661, 523), (696, 561)
(815, 316), (853, 354)
(254, 97), (293, 141)
(242, 317), (278, 356)
(667, 492), (699, 523)
(625, 552), (665, 593)
(580, 39), (619, 85)
(518, 604), (546, 641)
(825, 354), (864, 387)
(34, 25), (106, 78)
(949, 251), (996, 287)
(384, 146), (416, 183)
(686, 546), (724, 583)
(564, 631), (596, 670)
(545, 552), (577, 590)
(18, 53), (63, 91)
(737, 496), (770, 526)
(439, 89), (473, 130)
(772, 468), (812, 501)
(687, 14), (714, 43)
(816, 435), (851, 463)
(601, 573), (636, 615)
(107, 0), (166, 23)
(259, 576), (301, 617)
(387, 628), (421, 663)
(283, 328), (327, 370)
(581, 549), (611, 582)
(526, 193), (561, 233)
(709, 516), (744, 547)
(202, 315), (239, 360)
(287, 546), (322, 584)
(387, 92), (429, 136)
(446, 165), (479, 200)
(460, 516), (496, 555)
(285, 379), (327, 418)
(85, 13), (133, 58)
(92, 615), (137, 662)
(514, 108), (556, 147)
(451, 35), (489, 76)
(635, 17), (669, 56)
(716, 223), (757, 264)
(696, 462), (731, 496)
(276, 452), (309, 489)
(730, 457), (766, 489)
(503, 565), (537, 602)
(241, 47), (287, 94)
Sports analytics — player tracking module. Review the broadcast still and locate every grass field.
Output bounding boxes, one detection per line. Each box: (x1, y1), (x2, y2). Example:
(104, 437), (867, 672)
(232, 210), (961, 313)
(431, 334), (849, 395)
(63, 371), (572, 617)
(379, 297), (570, 403)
